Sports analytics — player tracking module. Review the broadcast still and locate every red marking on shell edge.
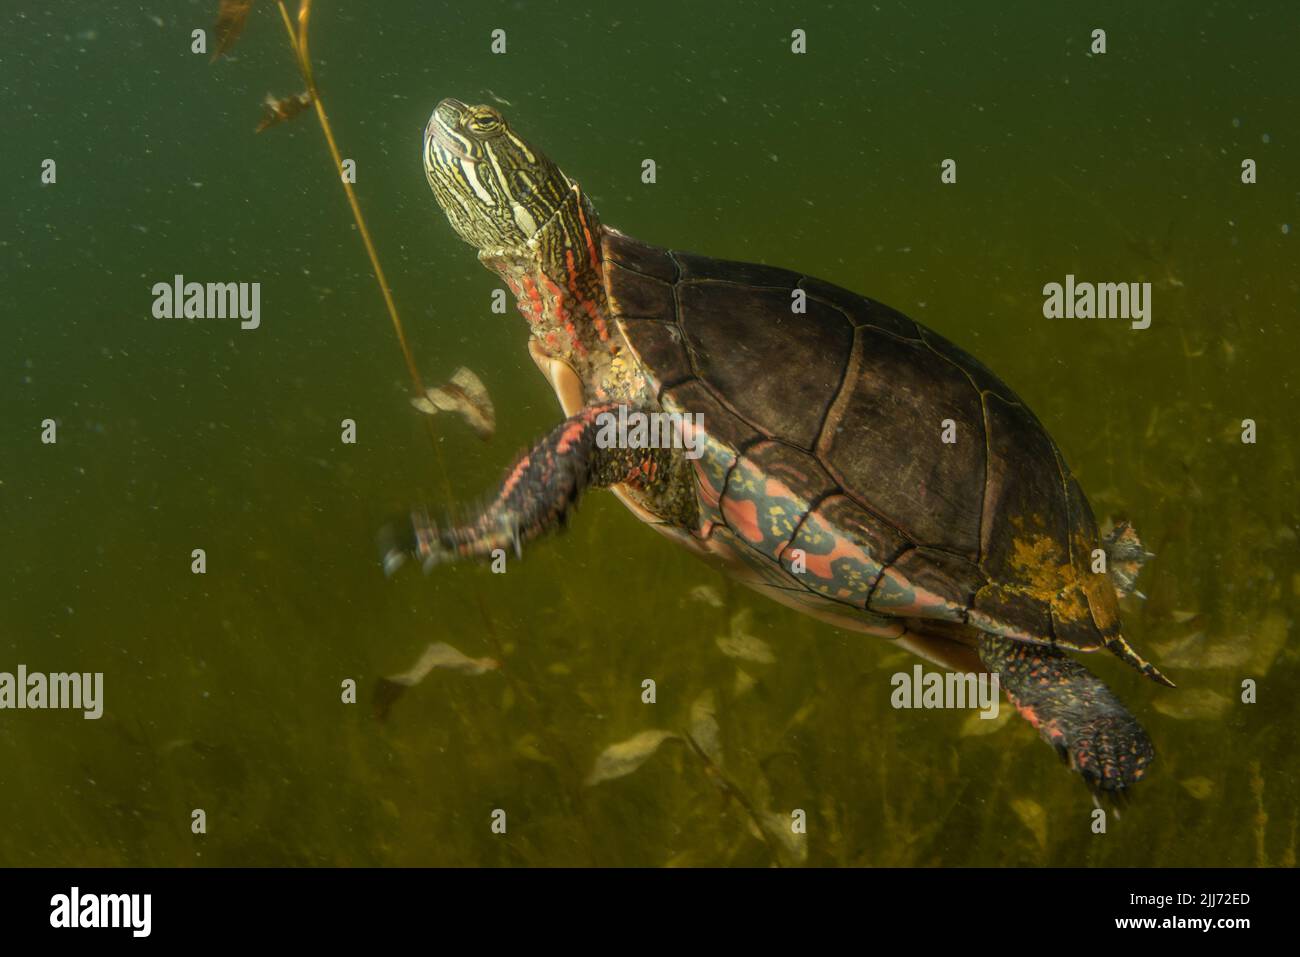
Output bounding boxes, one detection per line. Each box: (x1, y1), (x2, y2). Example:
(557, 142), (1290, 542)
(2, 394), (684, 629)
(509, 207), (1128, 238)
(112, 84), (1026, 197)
(721, 497), (763, 545)
(797, 523), (873, 582)
(691, 460), (723, 509)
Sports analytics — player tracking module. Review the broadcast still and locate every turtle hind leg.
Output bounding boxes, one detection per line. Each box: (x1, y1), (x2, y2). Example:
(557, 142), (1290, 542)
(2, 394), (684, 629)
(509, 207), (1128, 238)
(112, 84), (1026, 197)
(978, 633), (1155, 798)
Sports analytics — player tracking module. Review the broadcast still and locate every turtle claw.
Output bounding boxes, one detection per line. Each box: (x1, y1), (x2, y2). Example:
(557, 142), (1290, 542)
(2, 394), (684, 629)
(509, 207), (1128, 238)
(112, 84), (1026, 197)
(381, 548), (407, 577)
(378, 509), (456, 576)
(377, 518), (414, 577)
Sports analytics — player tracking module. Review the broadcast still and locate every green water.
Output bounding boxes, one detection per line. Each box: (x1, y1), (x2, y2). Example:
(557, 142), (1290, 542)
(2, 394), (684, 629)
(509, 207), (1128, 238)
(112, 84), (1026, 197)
(1, 0), (1295, 866)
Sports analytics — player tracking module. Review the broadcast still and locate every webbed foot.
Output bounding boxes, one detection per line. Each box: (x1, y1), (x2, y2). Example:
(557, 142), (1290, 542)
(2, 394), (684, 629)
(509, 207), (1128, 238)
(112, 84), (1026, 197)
(978, 633), (1155, 797)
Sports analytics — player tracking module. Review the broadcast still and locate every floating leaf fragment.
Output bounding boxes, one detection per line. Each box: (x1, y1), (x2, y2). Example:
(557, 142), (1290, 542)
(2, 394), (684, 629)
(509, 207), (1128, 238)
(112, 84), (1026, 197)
(1181, 776), (1215, 800)
(1248, 612), (1289, 675)
(373, 641), (500, 720)
(256, 91), (313, 133)
(688, 691), (723, 767)
(759, 810), (808, 863)
(512, 733), (554, 766)
(716, 608), (774, 664)
(210, 0), (255, 62)
(411, 366), (495, 440)
(785, 699), (817, 730)
(687, 584), (724, 608)
(395, 641), (499, 681)
(1153, 688), (1231, 720)
(959, 705), (1013, 737)
(584, 729), (679, 786)
(1010, 797), (1048, 852)
(1152, 630), (1251, 670)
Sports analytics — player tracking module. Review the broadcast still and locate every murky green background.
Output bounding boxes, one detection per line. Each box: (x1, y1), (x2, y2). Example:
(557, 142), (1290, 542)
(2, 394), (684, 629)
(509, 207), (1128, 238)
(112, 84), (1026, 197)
(1, 0), (1295, 866)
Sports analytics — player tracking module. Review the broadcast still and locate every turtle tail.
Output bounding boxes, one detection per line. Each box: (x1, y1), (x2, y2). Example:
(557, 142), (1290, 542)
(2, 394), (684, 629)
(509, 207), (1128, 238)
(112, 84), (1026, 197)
(1104, 633), (1175, 688)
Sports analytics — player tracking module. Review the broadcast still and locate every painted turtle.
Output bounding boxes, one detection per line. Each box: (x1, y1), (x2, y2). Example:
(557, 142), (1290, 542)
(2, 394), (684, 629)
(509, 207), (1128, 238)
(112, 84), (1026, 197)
(389, 98), (1172, 797)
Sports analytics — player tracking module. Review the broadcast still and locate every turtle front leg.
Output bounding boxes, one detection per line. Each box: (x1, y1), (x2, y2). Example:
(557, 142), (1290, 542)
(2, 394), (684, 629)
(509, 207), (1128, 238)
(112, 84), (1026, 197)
(382, 402), (671, 572)
(978, 634), (1155, 798)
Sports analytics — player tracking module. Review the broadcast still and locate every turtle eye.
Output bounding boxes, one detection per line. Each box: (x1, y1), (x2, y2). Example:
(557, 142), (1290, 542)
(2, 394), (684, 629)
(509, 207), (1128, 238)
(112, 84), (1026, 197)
(466, 112), (502, 134)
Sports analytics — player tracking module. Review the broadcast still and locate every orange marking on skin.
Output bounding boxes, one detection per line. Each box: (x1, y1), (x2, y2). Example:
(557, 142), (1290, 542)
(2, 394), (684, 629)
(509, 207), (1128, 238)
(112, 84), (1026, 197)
(556, 418), (587, 453)
(520, 277), (544, 326)
(585, 301), (614, 352)
(565, 248), (612, 346)
(541, 271), (587, 357)
(576, 201), (601, 274)
(501, 454), (532, 499)
(566, 323), (586, 355)
(574, 204), (617, 354)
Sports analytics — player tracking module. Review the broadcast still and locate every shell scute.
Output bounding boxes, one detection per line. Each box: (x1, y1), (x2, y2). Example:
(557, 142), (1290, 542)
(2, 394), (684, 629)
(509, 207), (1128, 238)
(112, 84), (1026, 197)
(799, 275), (922, 342)
(606, 260), (675, 321)
(785, 493), (907, 608)
(602, 230), (677, 283)
(676, 280), (850, 449)
(868, 546), (982, 622)
(616, 318), (688, 394)
(819, 327), (985, 556)
(672, 250), (804, 288)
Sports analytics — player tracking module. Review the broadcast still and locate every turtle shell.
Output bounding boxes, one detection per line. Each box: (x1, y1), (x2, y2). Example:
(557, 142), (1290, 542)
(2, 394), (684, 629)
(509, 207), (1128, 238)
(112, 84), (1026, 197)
(601, 229), (1123, 654)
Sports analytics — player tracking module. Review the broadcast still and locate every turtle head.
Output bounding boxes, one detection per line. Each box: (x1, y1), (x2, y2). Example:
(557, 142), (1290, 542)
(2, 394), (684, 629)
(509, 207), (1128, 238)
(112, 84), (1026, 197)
(423, 99), (573, 257)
